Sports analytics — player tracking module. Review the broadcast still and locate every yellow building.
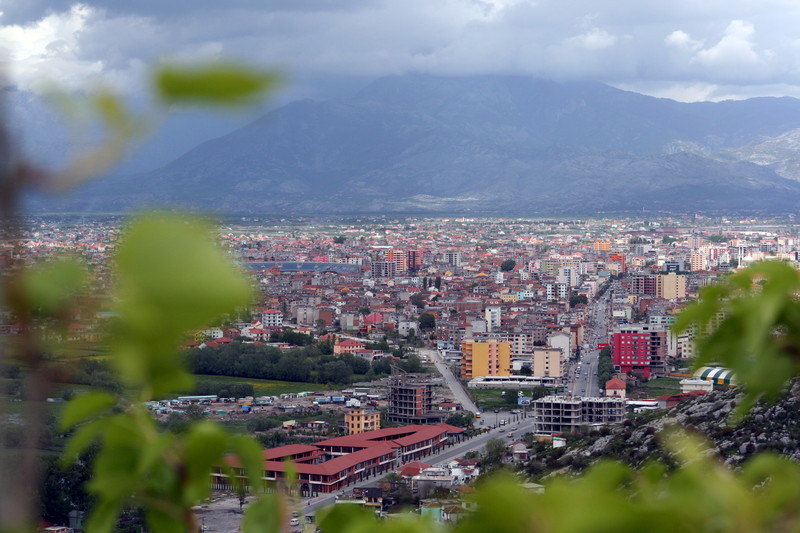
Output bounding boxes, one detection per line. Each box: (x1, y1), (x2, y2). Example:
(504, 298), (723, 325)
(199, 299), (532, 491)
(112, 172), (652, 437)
(499, 293), (519, 303)
(531, 348), (563, 378)
(656, 272), (687, 300)
(460, 339), (511, 379)
(593, 240), (611, 251)
(344, 409), (381, 435)
(689, 250), (707, 271)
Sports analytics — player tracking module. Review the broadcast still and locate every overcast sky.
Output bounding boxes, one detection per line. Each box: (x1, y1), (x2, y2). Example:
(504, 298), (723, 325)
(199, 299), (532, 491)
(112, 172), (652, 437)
(2, 0), (800, 102)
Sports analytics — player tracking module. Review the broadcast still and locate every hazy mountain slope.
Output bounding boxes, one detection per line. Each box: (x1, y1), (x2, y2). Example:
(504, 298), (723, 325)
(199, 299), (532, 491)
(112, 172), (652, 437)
(33, 74), (800, 214)
(720, 128), (800, 181)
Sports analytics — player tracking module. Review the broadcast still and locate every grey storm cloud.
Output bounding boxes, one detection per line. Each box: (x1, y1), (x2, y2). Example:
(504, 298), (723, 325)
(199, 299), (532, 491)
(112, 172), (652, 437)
(3, 0), (800, 101)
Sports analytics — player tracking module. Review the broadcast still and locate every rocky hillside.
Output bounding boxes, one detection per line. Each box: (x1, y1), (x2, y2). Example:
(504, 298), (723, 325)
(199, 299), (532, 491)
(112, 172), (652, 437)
(524, 382), (800, 478)
(721, 128), (800, 182)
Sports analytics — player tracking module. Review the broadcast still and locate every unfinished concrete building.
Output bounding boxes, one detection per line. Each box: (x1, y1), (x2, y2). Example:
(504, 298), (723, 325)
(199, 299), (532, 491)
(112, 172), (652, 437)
(387, 368), (446, 425)
(532, 396), (625, 434)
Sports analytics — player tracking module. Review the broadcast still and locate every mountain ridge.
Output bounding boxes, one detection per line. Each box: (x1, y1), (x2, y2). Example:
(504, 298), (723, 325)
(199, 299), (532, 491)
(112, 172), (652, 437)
(30, 74), (800, 215)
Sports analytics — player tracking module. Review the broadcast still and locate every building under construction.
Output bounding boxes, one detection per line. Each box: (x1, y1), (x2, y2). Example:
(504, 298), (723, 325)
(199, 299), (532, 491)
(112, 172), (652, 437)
(387, 367), (446, 425)
(532, 396), (625, 434)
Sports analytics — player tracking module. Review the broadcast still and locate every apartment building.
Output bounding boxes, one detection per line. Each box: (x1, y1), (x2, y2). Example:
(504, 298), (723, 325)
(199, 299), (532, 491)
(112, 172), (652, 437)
(656, 273), (686, 300)
(460, 339), (512, 379)
(531, 348), (563, 378)
(345, 409), (381, 435)
(484, 306), (502, 332)
(611, 324), (667, 378)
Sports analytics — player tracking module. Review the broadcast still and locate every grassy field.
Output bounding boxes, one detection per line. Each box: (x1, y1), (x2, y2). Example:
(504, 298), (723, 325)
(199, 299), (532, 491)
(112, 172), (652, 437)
(631, 376), (682, 399)
(192, 375), (325, 396)
(469, 388), (518, 411)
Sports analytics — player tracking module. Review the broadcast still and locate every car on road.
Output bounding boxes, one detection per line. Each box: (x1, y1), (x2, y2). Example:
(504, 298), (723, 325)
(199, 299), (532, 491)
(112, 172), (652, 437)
(290, 518), (301, 526)
(511, 426), (518, 430)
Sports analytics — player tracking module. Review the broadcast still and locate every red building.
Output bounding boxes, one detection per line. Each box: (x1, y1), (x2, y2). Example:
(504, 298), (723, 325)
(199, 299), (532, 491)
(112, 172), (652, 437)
(608, 251), (626, 272)
(406, 250), (424, 271)
(213, 425), (464, 496)
(611, 325), (667, 378)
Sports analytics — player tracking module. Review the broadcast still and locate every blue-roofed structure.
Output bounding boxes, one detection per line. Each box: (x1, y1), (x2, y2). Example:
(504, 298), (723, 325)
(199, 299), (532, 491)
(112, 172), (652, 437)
(245, 262), (362, 275)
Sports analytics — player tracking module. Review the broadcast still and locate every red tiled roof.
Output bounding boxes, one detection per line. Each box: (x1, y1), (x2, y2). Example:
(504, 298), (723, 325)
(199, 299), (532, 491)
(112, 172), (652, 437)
(398, 461), (431, 477)
(263, 444), (320, 461)
(605, 378), (626, 390)
(337, 339), (364, 347)
(265, 443), (398, 476)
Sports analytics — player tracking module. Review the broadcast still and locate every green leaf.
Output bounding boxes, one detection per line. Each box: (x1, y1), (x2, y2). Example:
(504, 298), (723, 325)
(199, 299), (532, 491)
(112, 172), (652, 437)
(145, 506), (185, 533)
(84, 499), (124, 533)
(230, 435), (265, 492)
(182, 421), (228, 504)
(154, 63), (279, 106)
(60, 391), (116, 430)
(241, 493), (281, 533)
(317, 504), (374, 533)
(62, 418), (107, 462)
(111, 213), (252, 397)
(22, 257), (86, 315)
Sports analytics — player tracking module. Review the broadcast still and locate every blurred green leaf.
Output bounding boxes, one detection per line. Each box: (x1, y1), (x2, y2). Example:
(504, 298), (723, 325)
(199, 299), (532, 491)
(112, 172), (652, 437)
(674, 261), (800, 417)
(230, 435), (265, 492)
(154, 63), (279, 106)
(111, 213), (252, 398)
(242, 493), (281, 533)
(182, 422), (227, 504)
(22, 257), (86, 315)
(62, 418), (107, 462)
(317, 504), (374, 533)
(60, 391), (116, 430)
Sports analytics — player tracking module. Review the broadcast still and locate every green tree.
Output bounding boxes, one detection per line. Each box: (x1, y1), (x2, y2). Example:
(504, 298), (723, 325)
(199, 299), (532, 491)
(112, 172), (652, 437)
(418, 312), (436, 331)
(483, 438), (507, 469)
(319, 361), (353, 384)
(500, 259), (516, 272)
(445, 412), (475, 428)
(410, 292), (427, 309)
(570, 294), (589, 307)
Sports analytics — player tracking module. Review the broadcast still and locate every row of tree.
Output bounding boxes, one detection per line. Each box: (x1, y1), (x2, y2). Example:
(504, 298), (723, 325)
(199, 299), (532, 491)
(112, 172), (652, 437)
(185, 341), (424, 385)
(597, 345), (615, 386)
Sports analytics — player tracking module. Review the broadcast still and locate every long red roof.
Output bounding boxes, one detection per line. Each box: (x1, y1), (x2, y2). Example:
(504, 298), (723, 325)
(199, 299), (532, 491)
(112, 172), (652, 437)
(222, 424), (464, 478)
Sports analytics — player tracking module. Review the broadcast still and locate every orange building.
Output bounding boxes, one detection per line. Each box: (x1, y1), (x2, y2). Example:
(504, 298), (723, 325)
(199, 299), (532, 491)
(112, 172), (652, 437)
(344, 409), (381, 434)
(334, 338), (365, 355)
(460, 339), (511, 379)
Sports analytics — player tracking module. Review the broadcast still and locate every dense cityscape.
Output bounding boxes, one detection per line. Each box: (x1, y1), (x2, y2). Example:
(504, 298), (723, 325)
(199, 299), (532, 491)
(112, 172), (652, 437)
(7, 214), (800, 531)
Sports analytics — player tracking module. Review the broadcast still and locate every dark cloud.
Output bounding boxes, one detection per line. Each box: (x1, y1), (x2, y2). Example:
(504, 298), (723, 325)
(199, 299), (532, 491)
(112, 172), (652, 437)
(3, 0), (800, 101)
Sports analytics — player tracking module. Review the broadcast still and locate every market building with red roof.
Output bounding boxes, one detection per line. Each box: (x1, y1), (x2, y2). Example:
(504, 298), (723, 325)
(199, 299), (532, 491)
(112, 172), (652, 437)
(213, 424), (465, 496)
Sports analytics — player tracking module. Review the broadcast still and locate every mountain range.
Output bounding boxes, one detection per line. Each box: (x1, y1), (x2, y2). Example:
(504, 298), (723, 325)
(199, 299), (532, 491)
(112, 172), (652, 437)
(30, 74), (800, 215)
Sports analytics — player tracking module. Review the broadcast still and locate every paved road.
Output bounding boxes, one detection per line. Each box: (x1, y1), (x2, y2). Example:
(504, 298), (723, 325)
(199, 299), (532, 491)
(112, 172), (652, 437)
(569, 286), (612, 397)
(420, 347), (479, 414)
